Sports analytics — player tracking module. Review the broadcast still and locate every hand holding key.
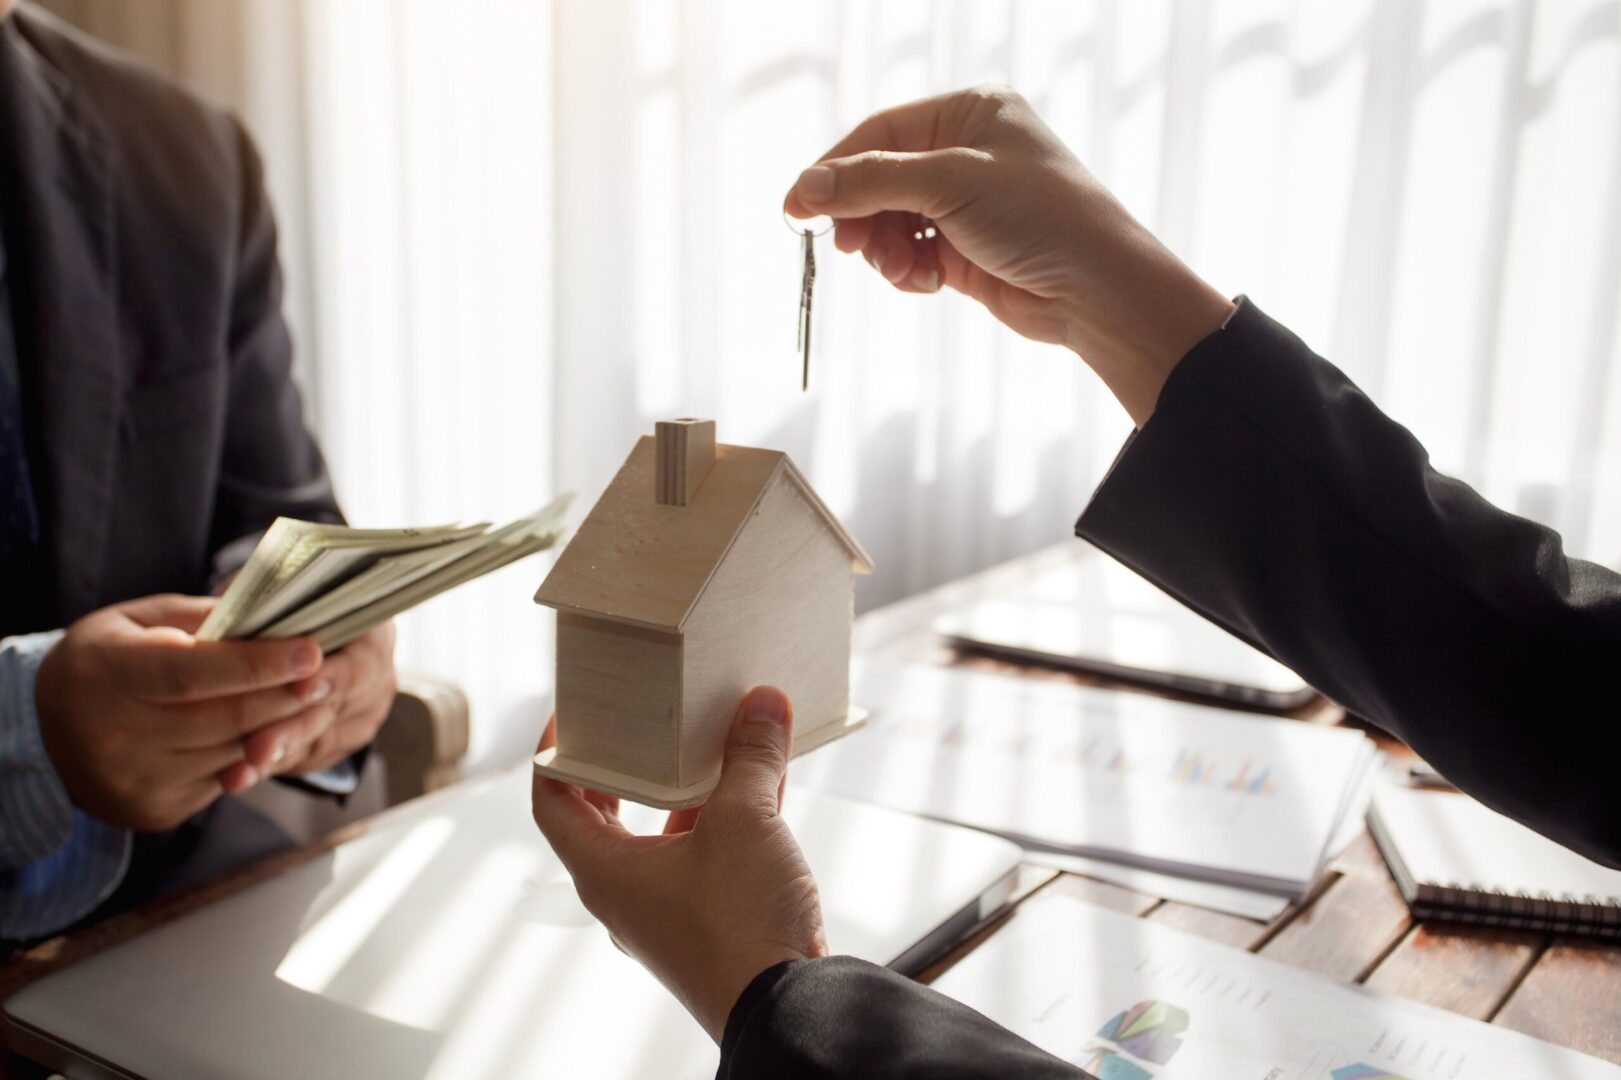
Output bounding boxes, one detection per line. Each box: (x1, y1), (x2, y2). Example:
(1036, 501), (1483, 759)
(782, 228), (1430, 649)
(783, 85), (1232, 425)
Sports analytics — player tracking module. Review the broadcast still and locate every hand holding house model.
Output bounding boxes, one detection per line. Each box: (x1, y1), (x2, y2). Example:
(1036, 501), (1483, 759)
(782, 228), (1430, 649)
(533, 419), (873, 809)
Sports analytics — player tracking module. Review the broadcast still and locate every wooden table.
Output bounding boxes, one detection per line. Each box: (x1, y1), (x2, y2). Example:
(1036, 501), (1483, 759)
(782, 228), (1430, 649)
(4, 548), (1618, 1073)
(856, 545), (1621, 1066)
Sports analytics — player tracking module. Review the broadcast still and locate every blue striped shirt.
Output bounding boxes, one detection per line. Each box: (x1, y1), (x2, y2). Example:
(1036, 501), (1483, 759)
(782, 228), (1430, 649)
(1, 630), (132, 940)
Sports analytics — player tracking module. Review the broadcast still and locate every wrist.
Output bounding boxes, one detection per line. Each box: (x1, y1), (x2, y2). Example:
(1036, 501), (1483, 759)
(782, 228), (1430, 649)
(31, 634), (75, 789)
(1058, 226), (1234, 427)
(703, 943), (817, 1044)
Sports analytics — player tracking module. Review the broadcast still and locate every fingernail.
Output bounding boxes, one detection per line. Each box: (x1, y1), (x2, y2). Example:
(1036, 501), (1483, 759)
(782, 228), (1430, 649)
(910, 268), (941, 293)
(289, 642), (320, 676)
(305, 678), (333, 703)
(796, 165), (835, 203)
(746, 691), (787, 726)
(270, 740), (286, 766)
(240, 765), (261, 789)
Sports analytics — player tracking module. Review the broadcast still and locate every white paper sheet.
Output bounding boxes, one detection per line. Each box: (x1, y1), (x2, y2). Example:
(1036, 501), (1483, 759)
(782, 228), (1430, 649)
(1023, 850), (1292, 921)
(1025, 749), (1385, 921)
(795, 664), (1374, 896)
(933, 890), (1621, 1079)
(1325, 750), (1384, 860)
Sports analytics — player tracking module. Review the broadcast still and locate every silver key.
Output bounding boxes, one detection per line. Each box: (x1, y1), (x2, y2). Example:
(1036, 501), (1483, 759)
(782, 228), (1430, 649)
(797, 227), (816, 391)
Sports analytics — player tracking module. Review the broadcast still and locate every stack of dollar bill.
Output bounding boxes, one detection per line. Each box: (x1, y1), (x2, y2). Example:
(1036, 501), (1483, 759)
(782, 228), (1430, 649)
(198, 495), (572, 650)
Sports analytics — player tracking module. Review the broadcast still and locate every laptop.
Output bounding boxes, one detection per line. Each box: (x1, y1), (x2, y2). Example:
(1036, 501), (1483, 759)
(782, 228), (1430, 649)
(4, 764), (1021, 1080)
(932, 543), (1316, 712)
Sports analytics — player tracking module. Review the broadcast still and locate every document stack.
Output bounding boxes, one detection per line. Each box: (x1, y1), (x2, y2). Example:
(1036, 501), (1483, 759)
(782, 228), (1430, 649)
(793, 662), (1378, 906)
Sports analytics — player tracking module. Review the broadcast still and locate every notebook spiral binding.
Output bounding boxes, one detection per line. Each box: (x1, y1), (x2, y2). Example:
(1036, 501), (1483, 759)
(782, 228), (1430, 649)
(1412, 882), (1621, 938)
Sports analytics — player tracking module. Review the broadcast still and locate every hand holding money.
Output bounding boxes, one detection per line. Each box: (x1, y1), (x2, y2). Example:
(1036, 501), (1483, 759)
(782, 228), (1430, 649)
(34, 500), (571, 831)
(35, 594), (339, 830)
(238, 619), (397, 784)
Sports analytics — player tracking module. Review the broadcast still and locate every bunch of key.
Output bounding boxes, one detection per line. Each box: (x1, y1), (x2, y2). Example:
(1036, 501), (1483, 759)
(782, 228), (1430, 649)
(795, 223), (819, 391)
(791, 212), (938, 391)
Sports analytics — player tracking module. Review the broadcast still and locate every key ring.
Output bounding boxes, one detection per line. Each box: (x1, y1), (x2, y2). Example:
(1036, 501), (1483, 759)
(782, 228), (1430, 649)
(782, 211), (938, 239)
(784, 210), (833, 237)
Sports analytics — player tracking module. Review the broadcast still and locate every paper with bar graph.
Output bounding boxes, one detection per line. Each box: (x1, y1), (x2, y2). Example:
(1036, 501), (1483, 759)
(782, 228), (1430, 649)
(931, 890), (1620, 1079)
(792, 663), (1376, 896)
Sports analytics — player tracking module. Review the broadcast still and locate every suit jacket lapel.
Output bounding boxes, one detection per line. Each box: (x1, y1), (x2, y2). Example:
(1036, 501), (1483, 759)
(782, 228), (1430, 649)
(0, 15), (122, 621)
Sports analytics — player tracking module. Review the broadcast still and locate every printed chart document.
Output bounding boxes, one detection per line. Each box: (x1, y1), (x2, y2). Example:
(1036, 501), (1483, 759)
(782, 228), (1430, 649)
(931, 890), (1620, 1079)
(792, 663), (1376, 898)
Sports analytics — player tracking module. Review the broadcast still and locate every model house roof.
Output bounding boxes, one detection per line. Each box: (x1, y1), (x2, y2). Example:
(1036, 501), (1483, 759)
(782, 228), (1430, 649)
(535, 435), (873, 633)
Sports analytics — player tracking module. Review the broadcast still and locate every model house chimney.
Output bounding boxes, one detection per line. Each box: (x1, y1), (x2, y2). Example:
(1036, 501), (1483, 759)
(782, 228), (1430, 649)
(654, 418), (716, 506)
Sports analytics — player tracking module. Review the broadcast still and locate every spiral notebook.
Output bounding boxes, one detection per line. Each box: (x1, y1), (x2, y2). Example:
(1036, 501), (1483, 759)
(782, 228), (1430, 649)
(1368, 785), (1621, 938)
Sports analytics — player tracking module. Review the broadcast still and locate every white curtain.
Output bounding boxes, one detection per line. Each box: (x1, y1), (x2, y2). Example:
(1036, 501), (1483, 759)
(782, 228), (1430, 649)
(48, 0), (1621, 772)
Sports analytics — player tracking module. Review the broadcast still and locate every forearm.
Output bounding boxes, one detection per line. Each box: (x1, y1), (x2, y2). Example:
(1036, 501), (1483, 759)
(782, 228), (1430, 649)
(720, 957), (1084, 1079)
(1076, 297), (1621, 866)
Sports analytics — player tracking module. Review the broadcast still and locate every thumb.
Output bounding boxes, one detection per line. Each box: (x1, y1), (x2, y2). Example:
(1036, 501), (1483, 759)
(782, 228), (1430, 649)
(707, 686), (793, 820)
(789, 148), (980, 221)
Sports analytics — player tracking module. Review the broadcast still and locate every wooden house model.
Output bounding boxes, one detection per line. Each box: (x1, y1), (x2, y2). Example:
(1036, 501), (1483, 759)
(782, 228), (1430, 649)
(532, 418), (873, 809)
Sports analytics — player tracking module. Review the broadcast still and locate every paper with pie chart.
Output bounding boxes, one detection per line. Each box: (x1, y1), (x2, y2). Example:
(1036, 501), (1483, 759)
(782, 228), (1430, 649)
(931, 890), (1620, 1079)
(1075, 999), (1190, 1080)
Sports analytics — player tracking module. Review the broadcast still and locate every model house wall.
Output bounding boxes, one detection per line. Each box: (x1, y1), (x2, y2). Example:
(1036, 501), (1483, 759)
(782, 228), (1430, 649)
(678, 476), (855, 785)
(534, 419), (872, 808)
(555, 613), (682, 786)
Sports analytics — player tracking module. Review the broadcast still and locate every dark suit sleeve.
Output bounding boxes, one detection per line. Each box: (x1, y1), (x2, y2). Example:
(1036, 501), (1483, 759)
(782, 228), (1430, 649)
(1076, 297), (1621, 869)
(209, 119), (341, 557)
(718, 957), (1087, 1079)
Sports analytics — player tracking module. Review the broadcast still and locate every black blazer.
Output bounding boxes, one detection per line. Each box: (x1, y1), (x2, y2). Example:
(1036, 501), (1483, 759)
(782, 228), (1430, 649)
(0, 5), (339, 638)
(718, 297), (1621, 1077)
